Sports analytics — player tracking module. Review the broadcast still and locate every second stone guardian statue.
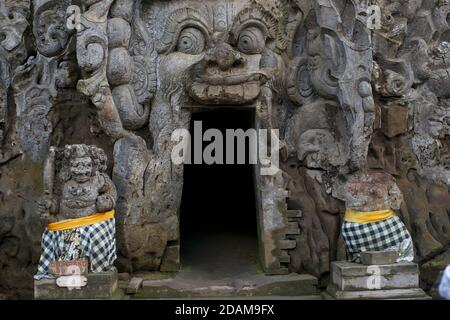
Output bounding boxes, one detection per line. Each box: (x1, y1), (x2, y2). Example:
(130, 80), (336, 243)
(333, 171), (414, 263)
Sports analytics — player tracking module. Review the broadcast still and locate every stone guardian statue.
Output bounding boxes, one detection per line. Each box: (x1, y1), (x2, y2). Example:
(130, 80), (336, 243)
(34, 144), (117, 279)
(333, 171), (414, 263)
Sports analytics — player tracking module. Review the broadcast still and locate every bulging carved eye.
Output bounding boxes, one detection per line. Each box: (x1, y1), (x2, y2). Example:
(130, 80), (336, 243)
(237, 26), (265, 54)
(176, 27), (205, 55)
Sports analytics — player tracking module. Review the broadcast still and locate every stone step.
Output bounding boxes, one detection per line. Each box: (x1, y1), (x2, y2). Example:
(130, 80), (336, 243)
(134, 273), (318, 299)
(331, 261), (420, 291)
(332, 270), (419, 291)
(326, 284), (430, 300)
(278, 239), (296, 250)
(387, 296), (433, 300)
(286, 210), (302, 219)
(151, 295), (323, 300)
(284, 222), (300, 235)
(278, 251), (291, 264)
(126, 277), (144, 294)
(331, 261), (418, 277)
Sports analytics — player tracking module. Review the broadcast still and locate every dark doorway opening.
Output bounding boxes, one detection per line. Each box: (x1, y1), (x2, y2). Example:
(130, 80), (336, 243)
(180, 109), (259, 277)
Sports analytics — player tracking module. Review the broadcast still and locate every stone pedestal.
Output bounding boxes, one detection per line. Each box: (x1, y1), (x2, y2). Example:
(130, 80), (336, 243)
(34, 271), (120, 300)
(324, 260), (430, 300)
(360, 250), (398, 265)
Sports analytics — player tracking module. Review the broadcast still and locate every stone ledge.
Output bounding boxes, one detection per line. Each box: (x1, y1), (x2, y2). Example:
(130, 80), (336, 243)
(332, 270), (419, 291)
(34, 271), (119, 300)
(135, 273), (318, 299)
(332, 261), (418, 277)
(326, 260), (431, 299)
(326, 284), (430, 300)
(331, 261), (420, 291)
(360, 251), (398, 265)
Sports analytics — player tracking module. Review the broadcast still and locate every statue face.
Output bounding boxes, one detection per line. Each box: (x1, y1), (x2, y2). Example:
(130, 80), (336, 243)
(297, 129), (336, 168)
(417, 97), (450, 139)
(70, 156), (93, 183)
(0, 0), (29, 80)
(34, 3), (71, 57)
(297, 128), (346, 169)
(144, 0), (285, 107)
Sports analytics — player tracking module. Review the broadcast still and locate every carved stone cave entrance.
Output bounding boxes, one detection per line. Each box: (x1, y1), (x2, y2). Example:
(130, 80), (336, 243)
(179, 109), (261, 275)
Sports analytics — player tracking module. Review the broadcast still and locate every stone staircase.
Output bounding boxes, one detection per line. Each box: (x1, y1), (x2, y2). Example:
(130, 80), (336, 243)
(279, 206), (302, 267)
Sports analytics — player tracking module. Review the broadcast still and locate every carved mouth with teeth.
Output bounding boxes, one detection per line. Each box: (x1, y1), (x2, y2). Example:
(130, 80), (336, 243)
(188, 70), (269, 105)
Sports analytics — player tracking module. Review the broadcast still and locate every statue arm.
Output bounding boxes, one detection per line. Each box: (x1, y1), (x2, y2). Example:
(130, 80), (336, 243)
(95, 173), (117, 212)
(37, 195), (59, 223)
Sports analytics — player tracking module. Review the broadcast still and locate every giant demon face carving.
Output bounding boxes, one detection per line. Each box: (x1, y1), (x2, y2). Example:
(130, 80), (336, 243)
(144, 0), (286, 109)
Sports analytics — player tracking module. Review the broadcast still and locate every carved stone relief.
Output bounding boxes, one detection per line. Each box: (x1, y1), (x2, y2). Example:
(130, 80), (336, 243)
(1, 0), (450, 298)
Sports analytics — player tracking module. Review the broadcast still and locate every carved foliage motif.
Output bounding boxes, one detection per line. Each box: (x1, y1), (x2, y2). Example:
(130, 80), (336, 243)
(11, 0), (76, 162)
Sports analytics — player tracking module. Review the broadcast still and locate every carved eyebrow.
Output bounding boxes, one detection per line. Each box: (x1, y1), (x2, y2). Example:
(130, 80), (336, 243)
(156, 7), (213, 54)
(229, 4), (286, 51)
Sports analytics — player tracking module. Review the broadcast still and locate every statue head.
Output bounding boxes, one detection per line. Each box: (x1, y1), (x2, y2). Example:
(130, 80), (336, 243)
(414, 92), (450, 140)
(69, 156), (93, 183)
(60, 144), (107, 183)
(0, 0), (30, 84)
(293, 100), (348, 169)
(297, 128), (342, 169)
(33, 0), (72, 57)
(0, 0), (29, 54)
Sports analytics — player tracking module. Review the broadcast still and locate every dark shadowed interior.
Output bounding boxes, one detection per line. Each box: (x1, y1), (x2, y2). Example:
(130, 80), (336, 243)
(180, 109), (259, 276)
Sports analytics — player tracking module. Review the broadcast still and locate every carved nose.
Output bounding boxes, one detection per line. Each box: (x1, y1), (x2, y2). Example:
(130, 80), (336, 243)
(208, 43), (243, 71)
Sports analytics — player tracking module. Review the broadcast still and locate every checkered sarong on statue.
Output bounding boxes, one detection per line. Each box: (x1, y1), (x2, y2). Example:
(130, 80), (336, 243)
(341, 215), (413, 262)
(34, 218), (116, 280)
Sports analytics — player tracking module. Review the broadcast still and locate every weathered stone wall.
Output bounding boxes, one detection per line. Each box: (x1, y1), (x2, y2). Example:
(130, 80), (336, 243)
(1, 0), (450, 297)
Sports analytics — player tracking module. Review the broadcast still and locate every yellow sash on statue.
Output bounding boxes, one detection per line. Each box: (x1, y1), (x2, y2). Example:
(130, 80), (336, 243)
(47, 209), (115, 231)
(344, 209), (395, 223)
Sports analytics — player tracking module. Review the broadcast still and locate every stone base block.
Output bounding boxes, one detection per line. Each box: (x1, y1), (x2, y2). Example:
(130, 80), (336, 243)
(326, 261), (430, 300)
(34, 271), (119, 300)
(331, 261), (419, 291)
(360, 251), (398, 265)
(326, 284), (430, 300)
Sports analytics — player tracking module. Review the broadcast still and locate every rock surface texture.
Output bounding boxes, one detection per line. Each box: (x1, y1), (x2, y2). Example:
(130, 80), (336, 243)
(1, 0), (450, 298)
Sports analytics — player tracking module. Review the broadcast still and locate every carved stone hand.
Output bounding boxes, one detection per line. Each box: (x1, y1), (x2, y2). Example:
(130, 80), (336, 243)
(37, 195), (57, 220)
(95, 194), (113, 213)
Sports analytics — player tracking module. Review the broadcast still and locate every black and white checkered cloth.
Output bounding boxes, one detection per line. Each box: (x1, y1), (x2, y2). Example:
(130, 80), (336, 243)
(34, 218), (116, 280)
(342, 215), (413, 262)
